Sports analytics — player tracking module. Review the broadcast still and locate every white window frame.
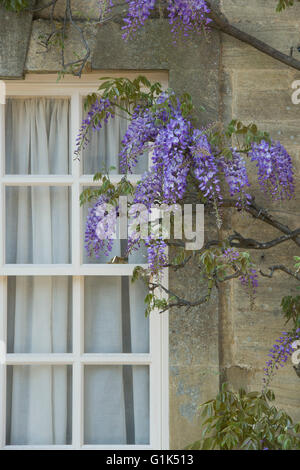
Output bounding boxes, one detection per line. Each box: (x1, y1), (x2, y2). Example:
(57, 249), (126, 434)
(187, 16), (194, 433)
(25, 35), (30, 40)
(0, 72), (169, 450)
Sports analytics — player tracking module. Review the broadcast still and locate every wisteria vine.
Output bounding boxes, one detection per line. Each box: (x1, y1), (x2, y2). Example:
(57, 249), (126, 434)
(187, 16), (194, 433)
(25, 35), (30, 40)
(78, 76), (295, 307)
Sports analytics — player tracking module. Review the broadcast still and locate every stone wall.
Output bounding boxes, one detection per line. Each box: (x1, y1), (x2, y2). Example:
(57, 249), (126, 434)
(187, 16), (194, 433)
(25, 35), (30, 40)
(219, 0), (300, 428)
(1, 0), (300, 450)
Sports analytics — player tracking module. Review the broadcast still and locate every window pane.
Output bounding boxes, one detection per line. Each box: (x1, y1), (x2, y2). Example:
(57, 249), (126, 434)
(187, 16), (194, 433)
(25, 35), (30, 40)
(6, 365), (72, 445)
(7, 277), (72, 353)
(84, 366), (149, 445)
(5, 98), (70, 175)
(6, 186), (71, 264)
(81, 99), (148, 175)
(84, 276), (149, 353)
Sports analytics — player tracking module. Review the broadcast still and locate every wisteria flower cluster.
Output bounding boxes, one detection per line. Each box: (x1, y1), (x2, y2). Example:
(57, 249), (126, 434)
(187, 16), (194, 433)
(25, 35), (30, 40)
(239, 268), (259, 294)
(249, 139), (295, 200)
(79, 78), (294, 279)
(167, 0), (212, 38)
(119, 106), (158, 174)
(219, 149), (251, 206)
(99, 0), (211, 40)
(75, 97), (114, 156)
(145, 235), (168, 273)
(263, 329), (300, 388)
(122, 0), (156, 40)
(84, 192), (117, 258)
(191, 130), (221, 205)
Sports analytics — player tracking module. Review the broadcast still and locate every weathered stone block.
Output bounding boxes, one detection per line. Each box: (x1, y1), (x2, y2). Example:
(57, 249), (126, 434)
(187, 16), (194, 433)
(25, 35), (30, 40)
(0, 6), (33, 78)
(92, 19), (221, 124)
(25, 19), (98, 72)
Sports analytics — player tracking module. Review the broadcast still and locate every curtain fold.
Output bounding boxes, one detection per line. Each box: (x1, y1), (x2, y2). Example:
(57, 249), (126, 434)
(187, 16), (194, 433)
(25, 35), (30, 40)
(82, 108), (148, 176)
(84, 366), (149, 445)
(5, 98), (70, 175)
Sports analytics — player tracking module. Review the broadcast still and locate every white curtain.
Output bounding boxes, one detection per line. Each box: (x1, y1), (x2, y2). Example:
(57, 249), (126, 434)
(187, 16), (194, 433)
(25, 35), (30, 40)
(6, 98), (71, 264)
(84, 277), (150, 444)
(6, 98), (150, 446)
(6, 98), (72, 445)
(84, 365), (149, 445)
(5, 98), (70, 175)
(82, 106), (148, 176)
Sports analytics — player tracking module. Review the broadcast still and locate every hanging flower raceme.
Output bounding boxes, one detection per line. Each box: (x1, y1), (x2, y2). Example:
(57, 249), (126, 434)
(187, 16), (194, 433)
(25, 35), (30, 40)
(119, 106), (158, 173)
(249, 139), (294, 200)
(145, 235), (168, 275)
(263, 329), (300, 388)
(190, 130), (221, 202)
(219, 148), (251, 206)
(84, 192), (117, 258)
(134, 169), (163, 209)
(152, 112), (193, 203)
(239, 268), (259, 295)
(167, 0), (212, 38)
(101, 0), (211, 40)
(75, 97), (114, 156)
(121, 0), (156, 40)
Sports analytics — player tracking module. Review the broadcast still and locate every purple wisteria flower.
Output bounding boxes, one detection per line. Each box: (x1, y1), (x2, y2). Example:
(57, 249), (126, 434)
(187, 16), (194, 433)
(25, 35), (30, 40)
(249, 139), (294, 200)
(145, 235), (168, 275)
(75, 97), (114, 156)
(122, 0), (156, 40)
(104, 0), (212, 41)
(152, 113), (192, 203)
(222, 247), (240, 263)
(190, 130), (222, 211)
(167, 0), (212, 38)
(219, 149), (251, 206)
(134, 170), (163, 209)
(119, 106), (158, 173)
(84, 193), (117, 257)
(79, 84), (295, 276)
(239, 268), (259, 295)
(263, 328), (300, 388)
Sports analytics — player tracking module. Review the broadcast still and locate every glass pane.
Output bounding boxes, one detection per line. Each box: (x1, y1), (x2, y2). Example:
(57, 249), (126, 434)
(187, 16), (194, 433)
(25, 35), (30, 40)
(81, 99), (148, 175)
(84, 276), (149, 353)
(6, 365), (72, 445)
(82, 190), (148, 264)
(5, 97), (70, 175)
(84, 366), (149, 445)
(7, 277), (72, 353)
(6, 186), (71, 264)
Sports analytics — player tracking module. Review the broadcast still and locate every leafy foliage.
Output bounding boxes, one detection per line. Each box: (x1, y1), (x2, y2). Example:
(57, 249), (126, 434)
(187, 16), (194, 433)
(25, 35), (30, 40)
(280, 257), (300, 330)
(276, 0), (300, 12)
(187, 383), (300, 450)
(281, 295), (300, 329)
(0, 0), (28, 11)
